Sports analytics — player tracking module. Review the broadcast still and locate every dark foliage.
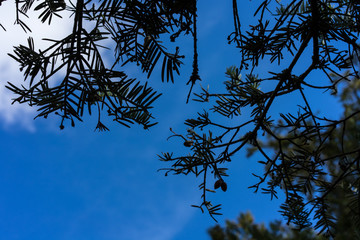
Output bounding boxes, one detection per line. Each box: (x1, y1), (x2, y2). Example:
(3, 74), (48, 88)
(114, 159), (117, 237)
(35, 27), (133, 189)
(3, 0), (360, 237)
(5, 0), (200, 130)
(159, 0), (360, 237)
(208, 211), (325, 240)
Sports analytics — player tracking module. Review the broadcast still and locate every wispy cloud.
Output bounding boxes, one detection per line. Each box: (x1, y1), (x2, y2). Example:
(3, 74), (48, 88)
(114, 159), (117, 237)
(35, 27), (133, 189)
(0, 1), (73, 131)
(59, 174), (197, 240)
(113, 200), (196, 240)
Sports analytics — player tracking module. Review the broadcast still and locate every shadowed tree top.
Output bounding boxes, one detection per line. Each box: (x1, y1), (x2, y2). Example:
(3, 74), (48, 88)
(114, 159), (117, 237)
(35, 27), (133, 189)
(208, 211), (326, 240)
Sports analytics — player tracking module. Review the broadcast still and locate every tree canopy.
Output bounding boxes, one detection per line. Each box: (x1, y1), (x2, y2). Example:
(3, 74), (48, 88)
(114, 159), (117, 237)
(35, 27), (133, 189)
(158, 0), (360, 237)
(4, 0), (198, 130)
(2, 0), (360, 238)
(208, 79), (360, 239)
(208, 211), (325, 240)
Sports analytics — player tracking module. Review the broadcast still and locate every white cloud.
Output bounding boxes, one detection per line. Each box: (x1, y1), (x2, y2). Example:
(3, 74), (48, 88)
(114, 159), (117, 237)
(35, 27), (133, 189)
(0, 1), (73, 131)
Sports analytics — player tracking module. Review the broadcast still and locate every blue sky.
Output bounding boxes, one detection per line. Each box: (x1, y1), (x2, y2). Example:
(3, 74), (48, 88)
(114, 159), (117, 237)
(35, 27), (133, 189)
(0, 1), (344, 240)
